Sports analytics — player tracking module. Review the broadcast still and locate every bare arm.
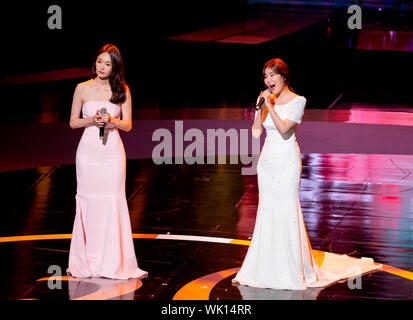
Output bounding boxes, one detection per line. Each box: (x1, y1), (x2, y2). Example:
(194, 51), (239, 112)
(267, 108), (298, 135)
(263, 92), (298, 135)
(251, 92), (265, 138)
(252, 108), (263, 138)
(69, 84), (95, 129)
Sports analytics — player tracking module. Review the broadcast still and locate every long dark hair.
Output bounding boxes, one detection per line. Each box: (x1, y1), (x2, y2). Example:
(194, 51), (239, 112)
(262, 58), (294, 93)
(92, 44), (127, 105)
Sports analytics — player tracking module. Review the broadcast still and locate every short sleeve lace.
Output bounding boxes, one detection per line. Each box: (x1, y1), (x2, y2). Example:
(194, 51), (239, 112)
(286, 97), (306, 124)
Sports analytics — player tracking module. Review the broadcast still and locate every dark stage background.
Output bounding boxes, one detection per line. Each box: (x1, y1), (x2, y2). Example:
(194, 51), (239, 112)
(0, 0), (412, 125)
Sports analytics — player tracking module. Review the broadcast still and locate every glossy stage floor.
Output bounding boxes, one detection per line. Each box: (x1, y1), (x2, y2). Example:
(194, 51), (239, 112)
(1, 100), (413, 301)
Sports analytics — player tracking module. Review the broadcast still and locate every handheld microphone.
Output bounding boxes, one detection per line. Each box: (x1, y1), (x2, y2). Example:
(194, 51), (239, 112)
(99, 107), (107, 140)
(255, 88), (272, 111)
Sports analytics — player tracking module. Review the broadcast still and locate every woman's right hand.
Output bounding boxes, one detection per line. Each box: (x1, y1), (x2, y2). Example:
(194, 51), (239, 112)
(261, 90), (273, 108)
(93, 109), (105, 127)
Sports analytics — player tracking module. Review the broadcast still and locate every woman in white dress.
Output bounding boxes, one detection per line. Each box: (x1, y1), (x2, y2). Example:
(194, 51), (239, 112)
(232, 58), (380, 290)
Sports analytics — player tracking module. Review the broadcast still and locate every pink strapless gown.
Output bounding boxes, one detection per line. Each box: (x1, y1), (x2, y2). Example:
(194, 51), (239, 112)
(67, 100), (148, 280)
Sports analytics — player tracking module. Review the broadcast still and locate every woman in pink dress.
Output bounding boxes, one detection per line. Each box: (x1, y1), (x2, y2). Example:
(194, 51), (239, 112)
(67, 44), (147, 280)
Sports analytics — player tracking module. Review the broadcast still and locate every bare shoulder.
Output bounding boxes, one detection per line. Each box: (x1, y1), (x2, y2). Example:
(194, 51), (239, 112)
(76, 79), (94, 92)
(74, 79), (95, 103)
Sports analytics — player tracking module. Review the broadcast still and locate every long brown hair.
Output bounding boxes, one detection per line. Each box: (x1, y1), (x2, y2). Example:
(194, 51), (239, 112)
(262, 58), (294, 92)
(92, 44), (127, 105)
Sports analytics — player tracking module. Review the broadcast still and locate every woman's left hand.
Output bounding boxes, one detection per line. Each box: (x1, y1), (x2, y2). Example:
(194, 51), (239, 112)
(100, 113), (112, 124)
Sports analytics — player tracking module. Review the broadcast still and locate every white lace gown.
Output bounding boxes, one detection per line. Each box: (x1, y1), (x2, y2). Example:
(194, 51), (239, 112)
(232, 96), (381, 290)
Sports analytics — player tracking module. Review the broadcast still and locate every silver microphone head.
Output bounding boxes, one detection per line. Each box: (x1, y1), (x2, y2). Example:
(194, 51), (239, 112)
(100, 108), (107, 114)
